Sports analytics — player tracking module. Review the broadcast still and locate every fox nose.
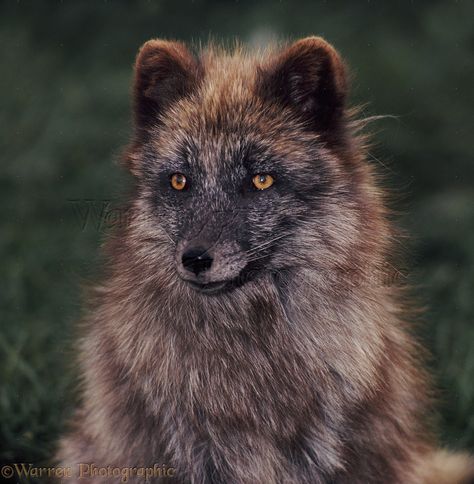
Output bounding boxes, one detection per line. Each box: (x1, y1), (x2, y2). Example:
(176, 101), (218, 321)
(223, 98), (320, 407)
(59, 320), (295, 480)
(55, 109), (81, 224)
(181, 247), (213, 276)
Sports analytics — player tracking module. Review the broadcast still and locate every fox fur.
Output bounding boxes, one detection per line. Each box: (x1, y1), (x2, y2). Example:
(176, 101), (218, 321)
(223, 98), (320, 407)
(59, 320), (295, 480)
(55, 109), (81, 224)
(57, 37), (474, 483)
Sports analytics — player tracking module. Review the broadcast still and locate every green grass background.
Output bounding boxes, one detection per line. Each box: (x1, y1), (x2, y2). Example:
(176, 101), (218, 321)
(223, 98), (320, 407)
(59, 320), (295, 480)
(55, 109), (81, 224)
(1, 0), (473, 469)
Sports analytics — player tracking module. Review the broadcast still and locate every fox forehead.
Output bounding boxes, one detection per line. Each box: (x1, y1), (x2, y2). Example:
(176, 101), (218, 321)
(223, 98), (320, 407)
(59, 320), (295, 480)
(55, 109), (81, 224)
(150, 94), (317, 179)
(150, 79), (272, 176)
(149, 119), (319, 182)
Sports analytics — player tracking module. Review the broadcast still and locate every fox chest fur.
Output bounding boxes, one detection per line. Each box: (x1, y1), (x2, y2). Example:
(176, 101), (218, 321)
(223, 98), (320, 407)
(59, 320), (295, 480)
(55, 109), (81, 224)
(56, 37), (474, 484)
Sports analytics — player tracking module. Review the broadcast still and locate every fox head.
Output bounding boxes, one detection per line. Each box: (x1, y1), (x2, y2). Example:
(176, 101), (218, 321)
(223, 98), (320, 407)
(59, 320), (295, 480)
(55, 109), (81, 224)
(124, 37), (383, 296)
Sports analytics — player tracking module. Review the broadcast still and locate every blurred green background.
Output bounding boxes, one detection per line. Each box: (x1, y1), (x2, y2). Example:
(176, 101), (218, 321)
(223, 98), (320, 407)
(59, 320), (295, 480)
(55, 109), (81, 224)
(1, 0), (473, 468)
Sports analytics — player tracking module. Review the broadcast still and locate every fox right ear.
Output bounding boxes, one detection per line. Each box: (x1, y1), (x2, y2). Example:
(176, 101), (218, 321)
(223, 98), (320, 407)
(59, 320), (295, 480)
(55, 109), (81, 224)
(133, 39), (201, 134)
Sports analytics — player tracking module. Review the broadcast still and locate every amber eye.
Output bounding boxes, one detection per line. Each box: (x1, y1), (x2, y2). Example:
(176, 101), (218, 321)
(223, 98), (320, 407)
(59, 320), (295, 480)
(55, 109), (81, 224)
(252, 174), (274, 190)
(170, 173), (187, 191)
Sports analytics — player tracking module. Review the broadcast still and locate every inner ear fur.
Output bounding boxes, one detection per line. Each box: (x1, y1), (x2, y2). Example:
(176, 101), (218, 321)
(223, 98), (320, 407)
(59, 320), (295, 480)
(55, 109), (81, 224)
(258, 36), (348, 131)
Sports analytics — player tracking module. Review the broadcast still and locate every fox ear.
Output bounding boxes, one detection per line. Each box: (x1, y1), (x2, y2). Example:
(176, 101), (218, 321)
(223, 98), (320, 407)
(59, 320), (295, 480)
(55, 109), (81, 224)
(259, 37), (348, 131)
(133, 39), (201, 133)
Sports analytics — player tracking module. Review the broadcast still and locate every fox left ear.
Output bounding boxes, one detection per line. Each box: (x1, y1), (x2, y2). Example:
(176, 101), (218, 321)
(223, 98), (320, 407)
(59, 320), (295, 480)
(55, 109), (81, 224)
(258, 37), (348, 131)
(133, 39), (202, 135)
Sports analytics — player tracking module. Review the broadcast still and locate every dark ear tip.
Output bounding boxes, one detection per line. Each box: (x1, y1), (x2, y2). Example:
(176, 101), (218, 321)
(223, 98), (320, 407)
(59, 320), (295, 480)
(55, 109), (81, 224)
(291, 36), (333, 51)
(137, 38), (165, 55)
(290, 36), (348, 94)
(290, 36), (340, 60)
(135, 39), (186, 69)
(136, 39), (164, 66)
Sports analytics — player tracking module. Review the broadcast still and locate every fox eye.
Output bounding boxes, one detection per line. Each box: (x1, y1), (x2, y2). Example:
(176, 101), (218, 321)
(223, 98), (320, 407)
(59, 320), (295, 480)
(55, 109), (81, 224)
(170, 173), (187, 191)
(252, 174), (274, 190)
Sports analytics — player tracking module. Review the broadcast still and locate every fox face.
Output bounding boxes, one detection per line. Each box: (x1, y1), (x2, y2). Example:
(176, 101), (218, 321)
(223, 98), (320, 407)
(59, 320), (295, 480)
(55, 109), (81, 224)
(58, 36), (474, 484)
(125, 38), (366, 296)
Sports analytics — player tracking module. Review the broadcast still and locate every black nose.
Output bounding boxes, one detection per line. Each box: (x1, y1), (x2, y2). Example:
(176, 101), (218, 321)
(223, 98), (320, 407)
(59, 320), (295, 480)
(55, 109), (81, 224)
(182, 247), (213, 276)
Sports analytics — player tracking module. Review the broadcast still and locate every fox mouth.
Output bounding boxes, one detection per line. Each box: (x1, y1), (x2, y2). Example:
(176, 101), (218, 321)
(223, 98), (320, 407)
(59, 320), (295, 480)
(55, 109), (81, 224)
(186, 280), (230, 295)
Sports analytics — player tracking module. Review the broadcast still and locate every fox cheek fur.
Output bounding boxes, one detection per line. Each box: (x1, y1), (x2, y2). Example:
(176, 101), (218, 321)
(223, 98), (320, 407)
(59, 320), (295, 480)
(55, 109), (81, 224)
(56, 38), (474, 483)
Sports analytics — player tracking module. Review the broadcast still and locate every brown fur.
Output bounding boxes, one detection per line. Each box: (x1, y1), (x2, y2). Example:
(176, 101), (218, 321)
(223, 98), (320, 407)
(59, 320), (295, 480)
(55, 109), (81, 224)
(57, 37), (474, 483)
